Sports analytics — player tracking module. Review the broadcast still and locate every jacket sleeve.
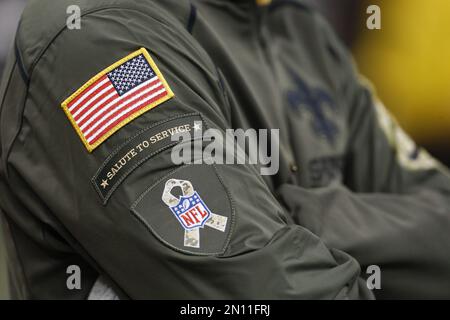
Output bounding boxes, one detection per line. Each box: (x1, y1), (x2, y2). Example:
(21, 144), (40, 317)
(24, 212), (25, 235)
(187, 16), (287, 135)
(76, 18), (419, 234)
(0, 6), (372, 299)
(279, 14), (450, 299)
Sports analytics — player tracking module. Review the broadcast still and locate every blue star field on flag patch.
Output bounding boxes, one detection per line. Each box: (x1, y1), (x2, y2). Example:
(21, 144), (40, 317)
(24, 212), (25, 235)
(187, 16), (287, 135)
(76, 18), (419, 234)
(107, 54), (156, 96)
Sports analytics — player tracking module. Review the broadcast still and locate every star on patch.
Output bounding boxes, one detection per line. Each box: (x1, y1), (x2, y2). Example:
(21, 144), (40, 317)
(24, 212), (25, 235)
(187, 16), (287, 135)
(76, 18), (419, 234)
(193, 122), (202, 131)
(100, 179), (109, 189)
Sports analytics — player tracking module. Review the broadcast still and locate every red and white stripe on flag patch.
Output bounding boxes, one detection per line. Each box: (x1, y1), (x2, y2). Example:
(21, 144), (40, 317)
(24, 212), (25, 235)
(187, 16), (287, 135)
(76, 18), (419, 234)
(61, 48), (174, 152)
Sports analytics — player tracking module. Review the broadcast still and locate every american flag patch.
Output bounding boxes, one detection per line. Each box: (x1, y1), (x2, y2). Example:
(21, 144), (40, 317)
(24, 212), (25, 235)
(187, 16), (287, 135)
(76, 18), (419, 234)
(61, 48), (174, 152)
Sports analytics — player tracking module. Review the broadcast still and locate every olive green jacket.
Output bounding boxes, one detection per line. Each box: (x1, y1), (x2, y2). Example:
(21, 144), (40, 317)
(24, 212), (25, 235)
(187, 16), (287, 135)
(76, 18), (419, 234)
(0, 0), (449, 299)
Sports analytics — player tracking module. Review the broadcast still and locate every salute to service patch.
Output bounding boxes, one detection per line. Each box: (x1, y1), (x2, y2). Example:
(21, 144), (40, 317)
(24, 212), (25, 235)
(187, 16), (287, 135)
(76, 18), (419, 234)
(61, 48), (174, 152)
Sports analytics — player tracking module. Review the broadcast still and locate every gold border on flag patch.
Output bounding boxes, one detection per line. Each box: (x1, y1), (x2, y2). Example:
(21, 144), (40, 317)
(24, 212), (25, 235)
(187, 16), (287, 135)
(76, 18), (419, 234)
(61, 48), (175, 152)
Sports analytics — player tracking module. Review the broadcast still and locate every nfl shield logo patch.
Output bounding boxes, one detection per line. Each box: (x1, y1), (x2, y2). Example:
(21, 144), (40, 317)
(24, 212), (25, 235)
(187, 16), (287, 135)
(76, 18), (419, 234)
(169, 192), (211, 230)
(130, 164), (233, 255)
(161, 178), (228, 249)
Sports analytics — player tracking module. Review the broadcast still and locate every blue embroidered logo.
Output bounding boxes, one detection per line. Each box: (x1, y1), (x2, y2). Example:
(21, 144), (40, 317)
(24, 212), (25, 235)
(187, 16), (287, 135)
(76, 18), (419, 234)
(162, 179), (228, 248)
(286, 71), (338, 145)
(169, 192), (211, 230)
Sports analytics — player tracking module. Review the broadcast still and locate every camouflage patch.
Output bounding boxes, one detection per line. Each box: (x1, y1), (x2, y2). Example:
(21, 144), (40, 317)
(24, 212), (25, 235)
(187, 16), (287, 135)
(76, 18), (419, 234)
(130, 164), (234, 255)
